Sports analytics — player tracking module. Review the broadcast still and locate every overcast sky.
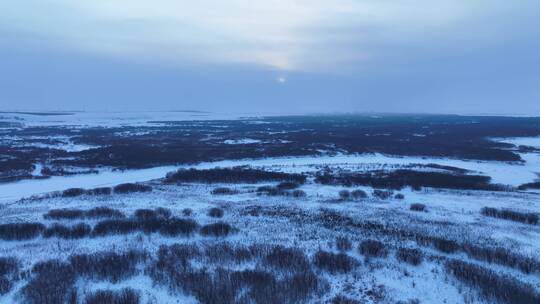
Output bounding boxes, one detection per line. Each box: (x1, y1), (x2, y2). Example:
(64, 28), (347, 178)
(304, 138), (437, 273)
(0, 1), (539, 114)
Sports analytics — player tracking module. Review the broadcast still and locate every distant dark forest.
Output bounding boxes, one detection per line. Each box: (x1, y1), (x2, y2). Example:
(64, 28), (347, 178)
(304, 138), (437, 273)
(2, 114), (540, 183)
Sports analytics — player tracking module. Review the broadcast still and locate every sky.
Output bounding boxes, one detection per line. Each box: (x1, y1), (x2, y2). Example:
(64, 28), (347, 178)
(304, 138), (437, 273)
(0, 1), (539, 115)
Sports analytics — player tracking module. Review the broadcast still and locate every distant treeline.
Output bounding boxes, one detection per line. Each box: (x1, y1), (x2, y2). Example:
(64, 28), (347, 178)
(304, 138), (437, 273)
(164, 167), (306, 184)
(315, 169), (503, 191)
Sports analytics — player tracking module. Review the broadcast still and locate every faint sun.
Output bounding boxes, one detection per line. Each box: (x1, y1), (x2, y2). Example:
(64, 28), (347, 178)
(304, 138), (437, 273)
(277, 76), (287, 84)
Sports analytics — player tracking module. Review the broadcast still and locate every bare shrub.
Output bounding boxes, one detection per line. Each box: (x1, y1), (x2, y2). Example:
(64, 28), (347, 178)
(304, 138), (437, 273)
(351, 189), (367, 199)
(291, 190), (307, 198)
(160, 218), (199, 236)
(87, 187), (112, 196)
(0, 223), (45, 241)
(0, 257), (19, 295)
(182, 208), (193, 216)
(86, 207), (125, 219)
(264, 245), (310, 272)
(44, 207), (124, 220)
(200, 222), (233, 237)
(22, 260), (76, 304)
(150, 261), (320, 304)
(0, 257), (18, 277)
(211, 187), (238, 195)
(84, 288), (140, 304)
(359, 240), (387, 258)
(204, 242), (253, 264)
(313, 250), (357, 274)
(208, 207), (224, 218)
(339, 190), (351, 200)
(43, 223), (91, 239)
(481, 207), (538, 225)
(431, 237), (459, 253)
(462, 243), (540, 274)
(372, 189), (393, 200)
(44, 209), (84, 220)
(156, 207), (172, 218)
(331, 295), (361, 304)
(446, 259), (540, 304)
(256, 186), (284, 196)
(62, 188), (86, 197)
(396, 248), (423, 266)
(113, 183), (152, 194)
(70, 250), (147, 283)
(410, 203), (426, 212)
(92, 218), (198, 237)
(134, 209), (157, 220)
(277, 181), (300, 190)
(335, 236), (352, 252)
(394, 193), (405, 200)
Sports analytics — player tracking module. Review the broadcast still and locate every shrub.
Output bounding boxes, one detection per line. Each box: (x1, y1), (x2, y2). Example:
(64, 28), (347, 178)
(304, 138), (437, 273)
(431, 237), (459, 253)
(22, 260), (76, 304)
(200, 222), (234, 237)
(313, 250), (357, 274)
(256, 186), (284, 196)
(331, 295), (361, 304)
(0, 257), (19, 295)
(87, 187), (112, 195)
(182, 208), (193, 216)
(150, 258), (320, 304)
(92, 218), (198, 237)
(211, 187), (238, 195)
(70, 250), (147, 283)
(62, 188), (85, 197)
(113, 183), (152, 194)
(394, 193), (405, 200)
(0, 223), (45, 241)
(446, 259), (540, 304)
(44, 207), (124, 220)
(517, 182), (540, 190)
(291, 190), (307, 198)
(339, 190), (351, 200)
(134, 209), (155, 219)
(396, 248), (423, 266)
(84, 288), (140, 304)
(43, 209), (84, 220)
(0, 257), (18, 277)
(410, 203), (426, 212)
(205, 243), (253, 264)
(351, 189), (367, 199)
(277, 182), (300, 190)
(85, 207), (124, 219)
(462, 243), (540, 274)
(335, 236), (352, 252)
(264, 245), (310, 272)
(43, 223), (91, 239)
(155, 207), (172, 218)
(0, 277), (11, 295)
(372, 189), (393, 200)
(481, 207), (538, 225)
(359, 240), (387, 258)
(164, 167), (306, 184)
(159, 218), (199, 236)
(92, 219), (140, 236)
(208, 207), (224, 218)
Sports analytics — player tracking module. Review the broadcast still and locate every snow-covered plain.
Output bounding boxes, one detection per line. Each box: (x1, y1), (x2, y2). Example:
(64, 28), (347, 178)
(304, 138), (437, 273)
(2, 137), (539, 204)
(1, 114), (540, 304)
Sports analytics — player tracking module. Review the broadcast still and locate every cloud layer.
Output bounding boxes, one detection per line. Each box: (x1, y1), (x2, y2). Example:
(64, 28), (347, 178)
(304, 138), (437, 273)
(2, 0), (535, 72)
